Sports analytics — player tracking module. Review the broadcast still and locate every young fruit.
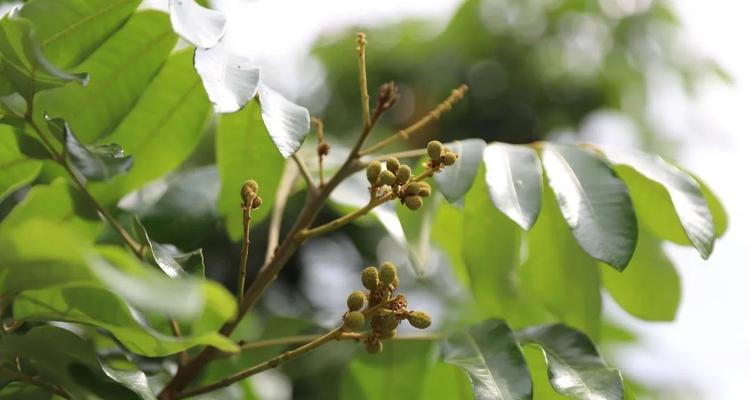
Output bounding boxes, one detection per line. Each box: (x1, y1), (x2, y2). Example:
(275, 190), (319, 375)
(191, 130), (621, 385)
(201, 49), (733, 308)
(365, 339), (383, 354)
(379, 170), (397, 186)
(395, 165), (411, 185)
(407, 311), (432, 329)
(343, 311), (365, 331)
(366, 161), (382, 184)
(380, 329), (397, 340)
(405, 196), (423, 210)
(405, 182), (421, 196)
(379, 262), (397, 285)
(441, 151), (457, 166)
(386, 157), (400, 173)
(427, 140), (443, 161)
(417, 183), (431, 197)
(361, 266), (379, 291)
(347, 291), (366, 311)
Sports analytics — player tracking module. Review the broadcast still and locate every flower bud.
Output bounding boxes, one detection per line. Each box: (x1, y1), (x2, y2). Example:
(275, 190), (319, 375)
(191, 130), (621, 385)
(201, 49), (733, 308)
(343, 311), (365, 332)
(385, 157), (400, 173)
(240, 180), (259, 205)
(251, 195), (263, 209)
(391, 276), (400, 290)
(380, 329), (397, 340)
(417, 182), (431, 197)
(405, 182), (421, 196)
(379, 170), (396, 186)
(404, 196), (423, 210)
(347, 291), (366, 311)
(441, 151), (457, 166)
(378, 81), (400, 111)
(380, 314), (399, 331)
(379, 262), (397, 285)
(365, 339), (383, 354)
(407, 311), (432, 329)
(361, 266), (379, 291)
(366, 161), (382, 184)
(427, 141), (443, 161)
(395, 165), (411, 185)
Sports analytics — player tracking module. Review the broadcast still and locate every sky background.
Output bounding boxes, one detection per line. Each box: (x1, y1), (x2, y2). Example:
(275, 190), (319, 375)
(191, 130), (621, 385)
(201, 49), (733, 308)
(158, 0), (750, 397)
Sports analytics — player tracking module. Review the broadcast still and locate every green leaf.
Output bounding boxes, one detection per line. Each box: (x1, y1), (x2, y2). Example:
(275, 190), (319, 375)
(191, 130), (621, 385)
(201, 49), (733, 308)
(168, 0), (226, 48)
(0, 325), (156, 399)
(90, 48), (211, 204)
(517, 324), (624, 400)
(434, 138), (485, 203)
(217, 101), (284, 239)
(0, 14), (87, 98)
(133, 217), (205, 278)
(441, 319), (532, 400)
(340, 341), (433, 400)
(418, 362), (474, 400)
(195, 43), (260, 113)
(605, 149), (715, 258)
(258, 84), (310, 158)
(18, 0), (142, 68)
(34, 10), (177, 143)
(483, 142), (542, 231)
(49, 115), (133, 181)
(395, 185), (438, 276)
(697, 178), (728, 237)
(600, 229), (680, 321)
(0, 382), (51, 400)
(0, 124), (42, 200)
(541, 143), (637, 270)
(521, 185), (601, 338)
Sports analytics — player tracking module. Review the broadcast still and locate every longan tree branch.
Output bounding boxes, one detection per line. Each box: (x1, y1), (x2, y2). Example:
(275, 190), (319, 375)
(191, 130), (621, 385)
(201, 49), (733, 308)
(234, 331), (445, 353)
(296, 191), (397, 240)
(359, 85), (469, 155)
(312, 117), (327, 186)
(357, 33), (370, 129)
(266, 160), (299, 264)
(236, 203), (252, 304)
(291, 153), (316, 193)
(370, 148), (427, 162)
(0, 367), (71, 399)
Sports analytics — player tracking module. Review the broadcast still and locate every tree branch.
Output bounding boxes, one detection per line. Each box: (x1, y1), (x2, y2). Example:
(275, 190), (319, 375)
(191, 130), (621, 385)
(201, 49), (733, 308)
(265, 161), (299, 264)
(0, 367), (71, 399)
(356, 33), (370, 129)
(296, 191), (397, 240)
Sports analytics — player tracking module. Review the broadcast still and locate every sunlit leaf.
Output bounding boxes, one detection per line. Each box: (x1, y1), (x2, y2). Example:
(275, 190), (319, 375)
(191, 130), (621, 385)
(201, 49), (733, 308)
(434, 138), (485, 203)
(541, 143), (637, 270)
(258, 84), (310, 158)
(0, 124), (42, 200)
(605, 148), (715, 259)
(441, 319), (532, 400)
(195, 42), (260, 113)
(483, 142), (542, 231)
(168, 0), (226, 48)
(517, 324), (624, 400)
(133, 217), (205, 278)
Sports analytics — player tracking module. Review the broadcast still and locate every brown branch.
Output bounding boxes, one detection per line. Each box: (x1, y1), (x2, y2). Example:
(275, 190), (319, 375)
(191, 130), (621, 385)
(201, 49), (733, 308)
(265, 161), (298, 264)
(0, 367), (71, 399)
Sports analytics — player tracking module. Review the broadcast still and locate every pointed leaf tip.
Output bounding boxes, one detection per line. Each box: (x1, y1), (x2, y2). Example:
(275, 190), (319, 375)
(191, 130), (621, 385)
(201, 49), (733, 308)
(169, 0), (227, 48)
(258, 84), (310, 158)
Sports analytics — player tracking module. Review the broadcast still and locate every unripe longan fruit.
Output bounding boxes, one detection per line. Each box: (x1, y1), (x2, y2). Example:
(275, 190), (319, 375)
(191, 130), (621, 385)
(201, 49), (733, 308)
(386, 157), (400, 173)
(407, 311), (432, 329)
(395, 165), (411, 185)
(405, 196), (423, 210)
(366, 339), (383, 354)
(380, 329), (397, 340)
(379, 170), (396, 186)
(343, 311), (365, 331)
(380, 314), (399, 331)
(366, 161), (382, 184)
(441, 151), (457, 166)
(405, 182), (421, 196)
(361, 267), (379, 291)
(251, 195), (263, 209)
(417, 182), (431, 197)
(391, 276), (400, 290)
(427, 140), (443, 161)
(347, 291), (366, 311)
(379, 262), (397, 285)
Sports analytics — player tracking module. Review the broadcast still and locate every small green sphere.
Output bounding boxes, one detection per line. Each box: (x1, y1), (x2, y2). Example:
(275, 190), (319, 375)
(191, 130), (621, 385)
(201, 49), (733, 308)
(251, 195), (263, 209)
(405, 182), (421, 196)
(417, 182), (431, 197)
(405, 196), (423, 210)
(380, 329), (397, 340)
(381, 314), (400, 331)
(361, 266), (379, 291)
(347, 291), (366, 311)
(379, 262), (397, 285)
(407, 311), (432, 329)
(379, 170), (397, 186)
(427, 140), (443, 161)
(343, 311), (365, 332)
(395, 165), (411, 185)
(385, 157), (400, 173)
(365, 339), (383, 354)
(366, 161), (382, 184)
(441, 151), (457, 166)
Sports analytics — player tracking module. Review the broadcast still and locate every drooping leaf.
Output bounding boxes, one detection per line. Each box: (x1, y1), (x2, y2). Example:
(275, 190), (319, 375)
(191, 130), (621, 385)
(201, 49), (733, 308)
(258, 84), (310, 158)
(340, 341), (433, 400)
(541, 143), (637, 270)
(194, 42), (260, 113)
(91, 48), (211, 205)
(605, 148), (715, 259)
(0, 124), (42, 200)
(34, 10), (177, 143)
(418, 362), (474, 400)
(434, 138), (485, 203)
(600, 229), (680, 321)
(168, 0), (226, 48)
(517, 324), (624, 400)
(441, 319), (532, 400)
(18, 0), (142, 68)
(217, 100), (284, 239)
(483, 142), (542, 230)
(695, 177), (727, 237)
(50, 116), (133, 181)
(522, 185), (601, 338)
(0, 382), (51, 400)
(133, 217), (205, 278)
(0, 325), (156, 399)
(0, 14), (87, 98)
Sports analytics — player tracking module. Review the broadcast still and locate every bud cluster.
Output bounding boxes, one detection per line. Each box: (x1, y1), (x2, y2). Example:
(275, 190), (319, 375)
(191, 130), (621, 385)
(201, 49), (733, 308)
(340, 262), (432, 354)
(426, 140), (457, 168)
(240, 179), (263, 210)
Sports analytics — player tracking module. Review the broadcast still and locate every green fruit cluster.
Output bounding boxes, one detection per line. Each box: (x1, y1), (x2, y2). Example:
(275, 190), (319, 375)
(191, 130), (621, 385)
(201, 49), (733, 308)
(426, 140), (458, 167)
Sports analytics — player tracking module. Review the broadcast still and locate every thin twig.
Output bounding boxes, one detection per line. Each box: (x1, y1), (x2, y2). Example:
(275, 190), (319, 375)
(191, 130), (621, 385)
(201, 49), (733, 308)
(370, 148), (427, 162)
(233, 331), (445, 353)
(356, 33), (370, 129)
(265, 161), (299, 264)
(359, 85), (469, 155)
(291, 153), (316, 192)
(312, 117), (327, 187)
(297, 191), (397, 240)
(169, 320), (189, 366)
(237, 205), (252, 304)
(0, 367), (71, 399)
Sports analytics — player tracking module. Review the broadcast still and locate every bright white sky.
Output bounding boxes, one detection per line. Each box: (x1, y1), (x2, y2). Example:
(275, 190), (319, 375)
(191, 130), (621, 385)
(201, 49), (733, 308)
(208, 0), (749, 398)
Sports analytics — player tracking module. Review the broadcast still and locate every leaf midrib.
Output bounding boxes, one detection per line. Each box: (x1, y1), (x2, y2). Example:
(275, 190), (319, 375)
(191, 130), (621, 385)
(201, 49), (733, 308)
(40, 0), (135, 49)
